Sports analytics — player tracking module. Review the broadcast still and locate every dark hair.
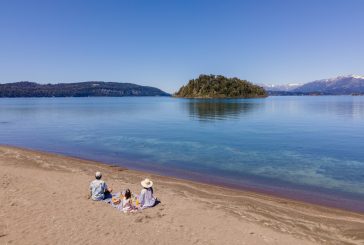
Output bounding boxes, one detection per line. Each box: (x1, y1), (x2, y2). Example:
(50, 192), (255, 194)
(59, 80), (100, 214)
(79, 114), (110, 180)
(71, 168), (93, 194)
(124, 189), (131, 199)
(95, 175), (101, 180)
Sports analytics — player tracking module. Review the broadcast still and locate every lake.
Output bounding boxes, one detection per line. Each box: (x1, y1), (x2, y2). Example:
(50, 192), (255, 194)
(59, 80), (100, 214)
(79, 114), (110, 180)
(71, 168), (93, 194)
(1, 96), (364, 212)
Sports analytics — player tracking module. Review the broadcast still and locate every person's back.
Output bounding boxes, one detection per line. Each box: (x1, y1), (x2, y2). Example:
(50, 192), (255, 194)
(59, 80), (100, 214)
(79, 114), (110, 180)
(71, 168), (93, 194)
(121, 189), (137, 213)
(89, 172), (111, 201)
(139, 178), (156, 209)
(139, 188), (155, 208)
(90, 179), (107, 201)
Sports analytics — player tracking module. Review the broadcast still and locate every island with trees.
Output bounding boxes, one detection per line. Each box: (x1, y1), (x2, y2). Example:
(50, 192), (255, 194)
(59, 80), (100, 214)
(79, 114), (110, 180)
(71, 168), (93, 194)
(174, 74), (267, 98)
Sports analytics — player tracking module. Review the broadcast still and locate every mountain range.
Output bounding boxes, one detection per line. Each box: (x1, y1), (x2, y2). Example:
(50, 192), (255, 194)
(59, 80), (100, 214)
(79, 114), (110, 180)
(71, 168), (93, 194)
(263, 75), (364, 95)
(1, 75), (364, 97)
(0, 81), (170, 97)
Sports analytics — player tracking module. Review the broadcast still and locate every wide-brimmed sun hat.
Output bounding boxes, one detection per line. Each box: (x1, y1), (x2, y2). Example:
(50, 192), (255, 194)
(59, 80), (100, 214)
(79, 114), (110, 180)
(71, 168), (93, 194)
(141, 178), (153, 188)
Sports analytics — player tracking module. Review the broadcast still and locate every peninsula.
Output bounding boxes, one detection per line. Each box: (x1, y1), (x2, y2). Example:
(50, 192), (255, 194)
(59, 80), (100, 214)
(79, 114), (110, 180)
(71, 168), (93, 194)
(174, 74), (267, 98)
(0, 81), (170, 97)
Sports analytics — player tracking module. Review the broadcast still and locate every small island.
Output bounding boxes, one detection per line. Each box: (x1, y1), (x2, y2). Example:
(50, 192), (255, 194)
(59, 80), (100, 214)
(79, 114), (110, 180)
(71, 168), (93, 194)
(174, 74), (267, 98)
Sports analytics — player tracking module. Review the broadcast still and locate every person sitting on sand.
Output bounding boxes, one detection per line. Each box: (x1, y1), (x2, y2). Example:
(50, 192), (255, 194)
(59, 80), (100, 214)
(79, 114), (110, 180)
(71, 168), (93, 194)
(121, 189), (138, 213)
(89, 171), (112, 201)
(138, 178), (156, 209)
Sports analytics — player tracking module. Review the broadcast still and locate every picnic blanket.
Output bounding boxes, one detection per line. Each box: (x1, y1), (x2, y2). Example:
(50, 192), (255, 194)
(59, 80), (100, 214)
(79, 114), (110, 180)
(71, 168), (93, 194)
(105, 192), (139, 213)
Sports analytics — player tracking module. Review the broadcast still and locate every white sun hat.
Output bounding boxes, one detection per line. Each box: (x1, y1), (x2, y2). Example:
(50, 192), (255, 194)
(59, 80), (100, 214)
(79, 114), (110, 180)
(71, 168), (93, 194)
(95, 172), (102, 178)
(141, 178), (153, 188)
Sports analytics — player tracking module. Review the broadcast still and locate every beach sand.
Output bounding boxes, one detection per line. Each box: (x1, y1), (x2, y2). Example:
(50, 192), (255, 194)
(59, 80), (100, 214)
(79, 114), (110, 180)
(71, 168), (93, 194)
(0, 146), (363, 245)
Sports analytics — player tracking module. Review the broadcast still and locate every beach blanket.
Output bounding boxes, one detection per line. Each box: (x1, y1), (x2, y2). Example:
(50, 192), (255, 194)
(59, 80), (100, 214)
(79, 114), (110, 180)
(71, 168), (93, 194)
(106, 192), (139, 213)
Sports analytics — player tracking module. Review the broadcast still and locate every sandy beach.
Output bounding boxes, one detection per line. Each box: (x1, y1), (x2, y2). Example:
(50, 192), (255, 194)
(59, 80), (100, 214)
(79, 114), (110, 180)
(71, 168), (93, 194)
(0, 145), (363, 245)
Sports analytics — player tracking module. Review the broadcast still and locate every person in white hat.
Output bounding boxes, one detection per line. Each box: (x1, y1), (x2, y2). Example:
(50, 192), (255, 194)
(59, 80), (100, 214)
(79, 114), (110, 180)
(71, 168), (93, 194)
(138, 178), (156, 209)
(89, 172), (113, 201)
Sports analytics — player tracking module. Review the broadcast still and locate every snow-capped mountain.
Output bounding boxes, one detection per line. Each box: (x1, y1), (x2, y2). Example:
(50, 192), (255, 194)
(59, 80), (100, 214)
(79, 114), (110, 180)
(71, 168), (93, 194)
(261, 83), (302, 92)
(263, 75), (364, 95)
(292, 75), (364, 94)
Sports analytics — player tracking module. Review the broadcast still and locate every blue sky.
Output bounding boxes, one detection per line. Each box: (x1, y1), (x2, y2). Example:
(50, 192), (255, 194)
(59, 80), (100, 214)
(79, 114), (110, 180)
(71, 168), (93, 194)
(0, 0), (363, 93)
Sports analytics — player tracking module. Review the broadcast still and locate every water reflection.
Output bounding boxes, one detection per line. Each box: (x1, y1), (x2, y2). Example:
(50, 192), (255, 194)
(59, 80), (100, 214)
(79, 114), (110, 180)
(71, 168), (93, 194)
(311, 98), (364, 120)
(264, 96), (364, 120)
(183, 99), (263, 121)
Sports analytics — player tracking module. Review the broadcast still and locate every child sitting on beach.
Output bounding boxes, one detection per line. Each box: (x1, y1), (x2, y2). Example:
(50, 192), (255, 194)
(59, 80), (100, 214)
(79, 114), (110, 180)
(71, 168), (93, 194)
(121, 189), (138, 213)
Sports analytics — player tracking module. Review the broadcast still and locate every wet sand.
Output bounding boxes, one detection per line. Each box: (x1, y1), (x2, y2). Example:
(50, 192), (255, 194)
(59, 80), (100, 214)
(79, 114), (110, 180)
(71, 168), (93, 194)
(0, 145), (363, 244)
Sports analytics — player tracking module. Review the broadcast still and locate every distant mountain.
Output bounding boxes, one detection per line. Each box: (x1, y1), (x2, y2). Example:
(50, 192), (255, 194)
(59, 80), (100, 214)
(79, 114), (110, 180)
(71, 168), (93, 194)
(174, 74), (267, 98)
(261, 83), (302, 92)
(264, 75), (364, 95)
(0, 81), (170, 97)
(292, 75), (364, 95)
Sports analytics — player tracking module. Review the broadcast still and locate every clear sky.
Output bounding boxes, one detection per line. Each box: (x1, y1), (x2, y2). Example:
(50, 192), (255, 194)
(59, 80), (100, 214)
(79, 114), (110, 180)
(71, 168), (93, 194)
(0, 0), (363, 93)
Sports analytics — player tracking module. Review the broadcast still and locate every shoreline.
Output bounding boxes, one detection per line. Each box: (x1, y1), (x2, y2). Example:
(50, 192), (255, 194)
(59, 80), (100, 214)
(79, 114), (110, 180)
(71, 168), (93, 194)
(107, 160), (364, 214)
(2, 144), (364, 214)
(1, 145), (364, 244)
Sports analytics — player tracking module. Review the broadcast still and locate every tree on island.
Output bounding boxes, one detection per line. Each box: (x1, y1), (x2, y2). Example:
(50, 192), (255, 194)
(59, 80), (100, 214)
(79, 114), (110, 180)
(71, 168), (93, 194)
(174, 74), (267, 98)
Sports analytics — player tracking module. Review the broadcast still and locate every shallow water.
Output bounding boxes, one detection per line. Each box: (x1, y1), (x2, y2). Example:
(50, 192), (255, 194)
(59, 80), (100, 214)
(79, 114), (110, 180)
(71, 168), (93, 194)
(1, 96), (363, 211)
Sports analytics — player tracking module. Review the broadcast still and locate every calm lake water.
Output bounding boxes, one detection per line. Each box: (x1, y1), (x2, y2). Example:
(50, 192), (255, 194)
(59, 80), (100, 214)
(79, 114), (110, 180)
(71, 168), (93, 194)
(1, 96), (364, 212)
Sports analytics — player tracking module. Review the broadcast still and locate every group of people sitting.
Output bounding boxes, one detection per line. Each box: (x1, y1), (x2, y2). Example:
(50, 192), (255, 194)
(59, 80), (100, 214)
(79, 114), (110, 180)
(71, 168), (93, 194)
(89, 171), (156, 213)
